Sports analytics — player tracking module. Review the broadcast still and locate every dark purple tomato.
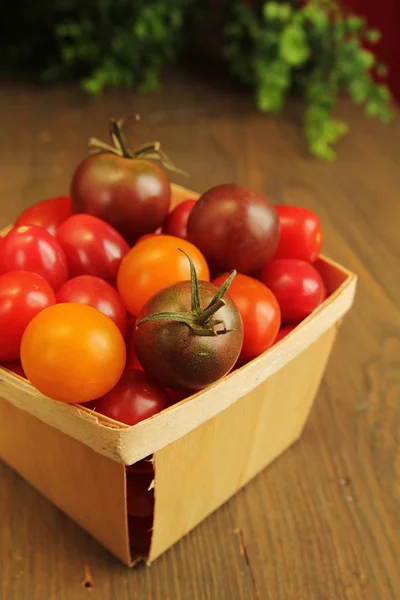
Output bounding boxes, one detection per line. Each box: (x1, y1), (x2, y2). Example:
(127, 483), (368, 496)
(0, 225), (69, 291)
(15, 196), (72, 236)
(134, 280), (243, 390)
(56, 275), (128, 335)
(93, 369), (171, 426)
(187, 184), (280, 273)
(274, 205), (323, 263)
(70, 153), (171, 245)
(162, 200), (196, 239)
(128, 515), (153, 555)
(260, 259), (325, 323)
(56, 214), (129, 286)
(126, 471), (154, 517)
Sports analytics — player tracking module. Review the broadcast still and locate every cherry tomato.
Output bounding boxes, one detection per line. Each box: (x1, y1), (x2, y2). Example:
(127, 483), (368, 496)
(187, 184), (279, 273)
(0, 225), (69, 291)
(0, 271), (56, 362)
(134, 280), (243, 391)
(1, 360), (27, 378)
(260, 259), (325, 323)
(274, 205), (323, 263)
(117, 235), (210, 316)
(15, 196), (72, 236)
(162, 200), (196, 239)
(125, 319), (144, 371)
(57, 275), (127, 335)
(126, 471), (154, 517)
(126, 457), (153, 474)
(93, 369), (171, 425)
(128, 515), (153, 555)
(57, 214), (130, 286)
(21, 303), (126, 403)
(274, 324), (296, 344)
(212, 273), (281, 361)
(71, 147), (171, 245)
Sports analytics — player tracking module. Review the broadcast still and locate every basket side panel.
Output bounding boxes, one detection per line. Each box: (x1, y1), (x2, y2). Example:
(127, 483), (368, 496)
(149, 326), (337, 562)
(0, 399), (131, 566)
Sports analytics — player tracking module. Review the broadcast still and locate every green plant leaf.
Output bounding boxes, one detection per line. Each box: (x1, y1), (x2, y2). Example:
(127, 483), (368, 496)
(279, 24), (310, 66)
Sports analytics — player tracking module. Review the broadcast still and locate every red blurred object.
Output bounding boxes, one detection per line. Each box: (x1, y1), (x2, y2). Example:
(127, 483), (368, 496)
(162, 200), (196, 239)
(57, 275), (128, 335)
(125, 319), (144, 371)
(343, 0), (400, 104)
(126, 471), (154, 517)
(15, 196), (72, 236)
(128, 515), (153, 555)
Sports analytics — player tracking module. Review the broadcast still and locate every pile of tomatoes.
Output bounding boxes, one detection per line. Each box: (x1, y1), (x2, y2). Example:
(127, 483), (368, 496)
(0, 126), (326, 555)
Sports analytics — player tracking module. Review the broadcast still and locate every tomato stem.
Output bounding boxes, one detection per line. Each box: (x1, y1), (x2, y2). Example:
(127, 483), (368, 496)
(136, 251), (237, 337)
(87, 117), (188, 176)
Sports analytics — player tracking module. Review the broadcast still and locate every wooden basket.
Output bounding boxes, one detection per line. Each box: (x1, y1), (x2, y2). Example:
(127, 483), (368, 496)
(0, 184), (357, 566)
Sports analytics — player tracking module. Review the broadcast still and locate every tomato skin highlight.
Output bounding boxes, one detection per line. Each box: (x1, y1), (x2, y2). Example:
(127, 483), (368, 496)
(212, 273), (281, 361)
(57, 275), (127, 335)
(93, 369), (171, 426)
(117, 235), (210, 317)
(0, 271), (56, 363)
(70, 153), (171, 246)
(187, 184), (280, 274)
(260, 259), (325, 323)
(134, 280), (243, 390)
(274, 205), (323, 263)
(57, 214), (129, 286)
(162, 200), (196, 239)
(21, 303), (126, 404)
(0, 225), (69, 291)
(15, 196), (72, 236)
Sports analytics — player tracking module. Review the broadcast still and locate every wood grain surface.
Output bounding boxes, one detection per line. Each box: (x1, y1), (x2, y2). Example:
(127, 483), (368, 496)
(1, 69), (399, 600)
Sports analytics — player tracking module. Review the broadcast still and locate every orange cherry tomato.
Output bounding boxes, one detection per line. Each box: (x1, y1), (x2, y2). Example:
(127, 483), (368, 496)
(117, 234), (210, 316)
(21, 303), (126, 403)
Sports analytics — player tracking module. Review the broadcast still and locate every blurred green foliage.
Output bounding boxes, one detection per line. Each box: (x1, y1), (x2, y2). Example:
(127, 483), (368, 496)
(224, 0), (392, 160)
(0, 0), (392, 161)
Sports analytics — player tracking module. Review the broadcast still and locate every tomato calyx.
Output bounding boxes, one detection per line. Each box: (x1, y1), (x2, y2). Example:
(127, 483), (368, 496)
(136, 250), (237, 337)
(88, 117), (187, 176)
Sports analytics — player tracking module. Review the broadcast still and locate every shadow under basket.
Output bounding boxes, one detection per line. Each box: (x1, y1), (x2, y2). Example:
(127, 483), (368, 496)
(0, 184), (357, 566)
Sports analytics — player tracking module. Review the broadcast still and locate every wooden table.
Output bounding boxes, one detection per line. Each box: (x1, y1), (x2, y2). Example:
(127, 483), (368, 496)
(1, 70), (399, 600)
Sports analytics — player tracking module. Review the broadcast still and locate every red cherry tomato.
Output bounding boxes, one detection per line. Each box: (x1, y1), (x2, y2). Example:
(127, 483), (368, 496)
(128, 515), (153, 555)
(126, 457), (153, 474)
(15, 196), (72, 236)
(0, 271), (56, 362)
(162, 200), (196, 239)
(274, 324), (296, 344)
(260, 259), (325, 323)
(126, 471), (154, 517)
(125, 319), (144, 371)
(93, 369), (171, 426)
(274, 206), (323, 263)
(0, 226), (69, 291)
(212, 273), (281, 361)
(1, 360), (27, 378)
(57, 275), (127, 335)
(57, 214), (129, 286)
